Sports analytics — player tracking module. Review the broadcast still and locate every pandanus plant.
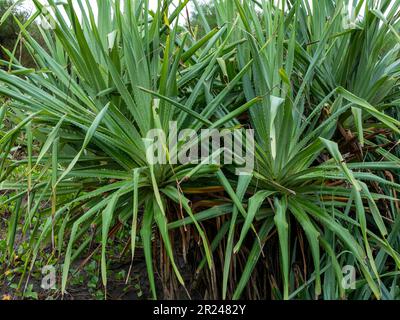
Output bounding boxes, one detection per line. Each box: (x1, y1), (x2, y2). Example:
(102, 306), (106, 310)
(0, 0), (399, 300)
(205, 0), (400, 299)
(0, 0), (258, 298)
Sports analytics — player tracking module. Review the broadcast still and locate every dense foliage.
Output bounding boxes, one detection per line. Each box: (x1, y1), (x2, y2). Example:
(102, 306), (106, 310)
(0, 0), (399, 300)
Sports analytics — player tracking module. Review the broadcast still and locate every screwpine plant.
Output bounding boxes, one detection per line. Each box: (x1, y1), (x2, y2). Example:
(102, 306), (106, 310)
(0, 0), (399, 300)
(204, 0), (400, 300)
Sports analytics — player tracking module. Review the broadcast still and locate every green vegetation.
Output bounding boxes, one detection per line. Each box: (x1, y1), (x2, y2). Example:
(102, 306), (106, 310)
(0, 0), (41, 66)
(0, 0), (399, 300)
